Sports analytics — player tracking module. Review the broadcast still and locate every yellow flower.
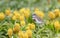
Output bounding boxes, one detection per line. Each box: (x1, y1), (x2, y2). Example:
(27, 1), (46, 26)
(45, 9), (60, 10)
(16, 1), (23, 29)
(48, 12), (55, 19)
(13, 23), (20, 33)
(35, 10), (44, 19)
(0, 12), (5, 20)
(59, 13), (60, 17)
(54, 9), (60, 17)
(12, 15), (17, 20)
(23, 33), (28, 38)
(19, 15), (25, 21)
(14, 10), (19, 15)
(19, 8), (30, 18)
(5, 8), (11, 16)
(14, 10), (20, 19)
(20, 21), (25, 26)
(19, 8), (25, 13)
(7, 28), (13, 38)
(24, 12), (30, 18)
(26, 27), (30, 30)
(26, 8), (30, 12)
(54, 21), (60, 30)
(24, 10), (30, 18)
(18, 31), (24, 38)
(26, 30), (32, 38)
(8, 13), (13, 17)
(34, 8), (40, 12)
(35, 10), (40, 14)
(28, 23), (35, 30)
(39, 11), (44, 19)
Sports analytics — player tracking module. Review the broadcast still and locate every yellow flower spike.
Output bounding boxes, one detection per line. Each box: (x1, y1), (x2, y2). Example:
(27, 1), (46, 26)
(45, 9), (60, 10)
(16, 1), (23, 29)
(59, 13), (60, 17)
(35, 10), (44, 19)
(26, 29), (32, 38)
(26, 8), (30, 13)
(35, 11), (40, 15)
(0, 12), (5, 20)
(18, 31), (24, 38)
(54, 9), (60, 17)
(7, 28), (13, 38)
(23, 32), (28, 38)
(14, 10), (19, 14)
(13, 23), (20, 33)
(19, 8), (30, 18)
(5, 8), (11, 16)
(13, 10), (20, 19)
(24, 10), (30, 18)
(34, 8), (40, 11)
(39, 11), (44, 19)
(19, 15), (25, 21)
(34, 8), (40, 15)
(54, 20), (60, 30)
(20, 21), (25, 26)
(8, 13), (13, 17)
(12, 15), (17, 20)
(28, 23), (31, 26)
(19, 8), (25, 13)
(26, 27), (30, 30)
(29, 23), (35, 30)
(48, 12), (55, 19)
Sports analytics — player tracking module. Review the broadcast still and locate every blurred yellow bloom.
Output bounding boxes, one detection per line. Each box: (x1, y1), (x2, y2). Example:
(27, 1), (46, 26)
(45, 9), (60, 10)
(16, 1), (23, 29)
(35, 10), (44, 19)
(48, 12), (55, 19)
(39, 11), (44, 19)
(24, 10), (30, 18)
(18, 31), (24, 38)
(34, 8), (40, 12)
(14, 10), (20, 19)
(23, 33), (28, 38)
(26, 29), (32, 38)
(5, 8), (11, 16)
(28, 23), (35, 30)
(13, 23), (20, 33)
(14, 10), (19, 15)
(54, 21), (60, 30)
(26, 27), (30, 30)
(19, 15), (25, 21)
(20, 21), (25, 26)
(24, 12), (30, 18)
(54, 9), (60, 17)
(8, 13), (13, 17)
(7, 28), (13, 38)
(0, 12), (5, 20)
(19, 8), (30, 18)
(26, 8), (30, 13)
(12, 15), (17, 20)
(19, 8), (25, 13)
(59, 13), (60, 17)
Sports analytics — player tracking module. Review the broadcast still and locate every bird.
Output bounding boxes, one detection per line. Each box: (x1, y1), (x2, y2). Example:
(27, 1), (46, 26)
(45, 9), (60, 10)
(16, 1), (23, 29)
(32, 13), (43, 24)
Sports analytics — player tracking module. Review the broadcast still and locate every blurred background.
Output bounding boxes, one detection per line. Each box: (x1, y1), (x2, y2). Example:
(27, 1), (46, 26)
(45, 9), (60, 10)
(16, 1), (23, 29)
(0, 0), (60, 12)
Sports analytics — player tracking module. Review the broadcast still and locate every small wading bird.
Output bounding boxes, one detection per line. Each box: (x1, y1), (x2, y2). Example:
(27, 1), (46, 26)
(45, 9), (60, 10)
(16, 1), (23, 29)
(32, 13), (44, 28)
(32, 13), (44, 24)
